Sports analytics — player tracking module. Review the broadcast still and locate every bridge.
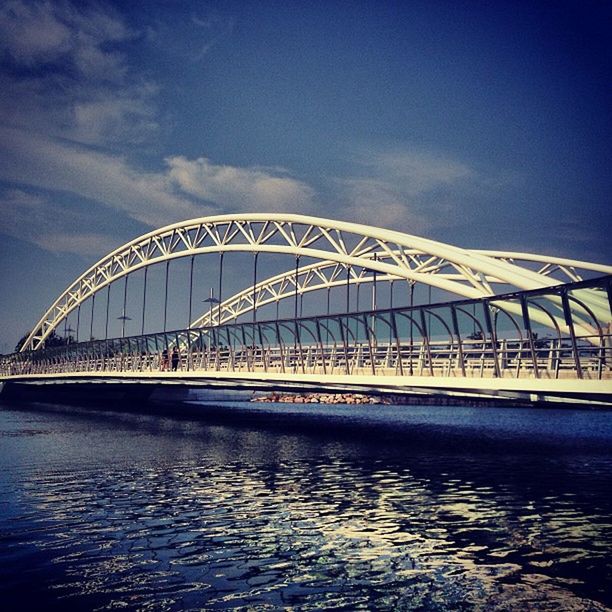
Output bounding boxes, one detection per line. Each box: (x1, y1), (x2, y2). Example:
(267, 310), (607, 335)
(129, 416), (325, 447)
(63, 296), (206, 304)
(1, 214), (611, 406)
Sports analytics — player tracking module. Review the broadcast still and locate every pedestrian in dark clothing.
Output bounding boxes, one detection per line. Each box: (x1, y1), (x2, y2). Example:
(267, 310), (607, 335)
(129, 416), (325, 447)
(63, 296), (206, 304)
(171, 346), (180, 371)
(161, 348), (169, 371)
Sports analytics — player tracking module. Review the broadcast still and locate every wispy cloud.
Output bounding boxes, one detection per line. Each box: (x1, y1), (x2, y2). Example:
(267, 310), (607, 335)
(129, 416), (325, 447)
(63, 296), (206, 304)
(0, 0), (180, 239)
(190, 11), (234, 60)
(332, 147), (485, 233)
(358, 149), (474, 193)
(0, 0), (130, 75)
(0, 2), (509, 259)
(0, 188), (118, 255)
(334, 177), (431, 234)
(0, 124), (319, 239)
(167, 156), (317, 214)
(0, 126), (206, 228)
(0, 0), (155, 147)
(0, 0), (322, 255)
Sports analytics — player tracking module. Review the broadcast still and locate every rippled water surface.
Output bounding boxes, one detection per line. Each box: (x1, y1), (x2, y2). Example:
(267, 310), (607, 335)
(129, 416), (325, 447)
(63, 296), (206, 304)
(0, 400), (611, 610)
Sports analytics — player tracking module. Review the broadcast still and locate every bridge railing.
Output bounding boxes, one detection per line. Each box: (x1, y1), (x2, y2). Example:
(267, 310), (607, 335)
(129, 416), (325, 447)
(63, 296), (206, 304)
(0, 335), (608, 380)
(2, 276), (611, 381)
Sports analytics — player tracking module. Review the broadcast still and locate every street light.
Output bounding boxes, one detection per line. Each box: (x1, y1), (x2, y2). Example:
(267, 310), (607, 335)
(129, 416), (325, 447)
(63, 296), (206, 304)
(202, 289), (220, 353)
(202, 288), (220, 325)
(117, 314), (131, 338)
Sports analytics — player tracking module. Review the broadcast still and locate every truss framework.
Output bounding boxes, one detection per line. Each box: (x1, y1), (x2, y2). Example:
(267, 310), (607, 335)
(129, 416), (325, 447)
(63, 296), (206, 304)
(21, 213), (612, 352)
(191, 250), (611, 328)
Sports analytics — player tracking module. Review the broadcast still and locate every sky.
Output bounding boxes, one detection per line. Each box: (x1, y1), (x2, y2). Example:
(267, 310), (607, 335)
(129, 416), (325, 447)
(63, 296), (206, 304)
(0, 0), (610, 352)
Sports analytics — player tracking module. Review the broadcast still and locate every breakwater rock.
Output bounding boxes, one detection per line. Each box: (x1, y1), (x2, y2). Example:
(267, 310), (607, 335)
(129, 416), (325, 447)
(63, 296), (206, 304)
(251, 392), (536, 407)
(252, 392), (388, 405)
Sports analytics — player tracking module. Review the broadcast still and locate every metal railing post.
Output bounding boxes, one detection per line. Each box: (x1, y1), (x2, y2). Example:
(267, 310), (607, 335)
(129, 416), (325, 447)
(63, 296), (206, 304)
(450, 305), (466, 376)
(419, 308), (434, 376)
(520, 296), (540, 378)
(482, 300), (501, 378)
(561, 290), (583, 379)
(141, 266), (148, 335)
(89, 294), (95, 341)
(163, 260), (169, 332)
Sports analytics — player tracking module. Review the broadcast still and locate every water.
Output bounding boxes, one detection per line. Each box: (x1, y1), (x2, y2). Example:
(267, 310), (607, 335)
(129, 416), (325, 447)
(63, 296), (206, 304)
(0, 399), (611, 611)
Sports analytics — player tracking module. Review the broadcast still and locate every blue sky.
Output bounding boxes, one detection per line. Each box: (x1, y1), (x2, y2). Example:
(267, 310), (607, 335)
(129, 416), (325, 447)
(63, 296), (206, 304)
(0, 0), (610, 351)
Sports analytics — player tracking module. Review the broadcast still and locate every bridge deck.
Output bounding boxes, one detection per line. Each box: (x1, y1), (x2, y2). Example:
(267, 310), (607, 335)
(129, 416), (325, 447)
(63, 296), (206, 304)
(3, 339), (611, 406)
(3, 276), (611, 406)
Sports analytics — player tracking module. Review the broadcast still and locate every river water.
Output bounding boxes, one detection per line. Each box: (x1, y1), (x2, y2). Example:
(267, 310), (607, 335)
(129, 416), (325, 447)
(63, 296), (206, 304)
(0, 399), (610, 611)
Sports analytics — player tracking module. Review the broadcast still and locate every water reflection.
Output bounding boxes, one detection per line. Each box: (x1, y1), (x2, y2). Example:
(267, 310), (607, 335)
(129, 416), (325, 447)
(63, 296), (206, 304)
(0, 402), (610, 610)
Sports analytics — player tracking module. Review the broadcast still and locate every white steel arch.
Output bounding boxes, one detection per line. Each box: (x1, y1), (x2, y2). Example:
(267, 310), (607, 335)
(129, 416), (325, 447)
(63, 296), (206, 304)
(21, 213), (611, 351)
(474, 251), (612, 283)
(190, 250), (612, 328)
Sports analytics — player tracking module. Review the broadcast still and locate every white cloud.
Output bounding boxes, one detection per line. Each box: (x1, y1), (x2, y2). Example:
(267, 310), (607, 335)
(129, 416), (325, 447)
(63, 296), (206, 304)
(0, 0), (130, 74)
(0, 0), (154, 147)
(334, 177), (430, 233)
(0, 1), (322, 256)
(71, 85), (159, 145)
(0, 3), (487, 257)
(0, 124), (494, 254)
(167, 156), (317, 214)
(36, 231), (118, 256)
(0, 188), (117, 255)
(0, 1), (322, 255)
(0, 126), (322, 252)
(0, 0), (73, 66)
(355, 149), (473, 194)
(0, 126), (207, 228)
(190, 11), (234, 60)
(333, 148), (479, 233)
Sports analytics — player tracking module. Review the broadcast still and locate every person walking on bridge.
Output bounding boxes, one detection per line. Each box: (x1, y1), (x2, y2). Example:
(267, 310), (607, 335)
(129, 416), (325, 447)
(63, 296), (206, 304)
(161, 347), (169, 371)
(171, 346), (180, 371)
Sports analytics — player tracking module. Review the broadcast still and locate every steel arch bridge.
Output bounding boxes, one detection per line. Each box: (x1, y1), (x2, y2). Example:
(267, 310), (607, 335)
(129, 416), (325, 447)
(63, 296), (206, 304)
(2, 213), (611, 406)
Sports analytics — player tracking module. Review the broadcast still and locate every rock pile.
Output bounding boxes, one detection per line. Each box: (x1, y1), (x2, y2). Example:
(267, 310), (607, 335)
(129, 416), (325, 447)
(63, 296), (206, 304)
(251, 392), (516, 407)
(252, 392), (386, 404)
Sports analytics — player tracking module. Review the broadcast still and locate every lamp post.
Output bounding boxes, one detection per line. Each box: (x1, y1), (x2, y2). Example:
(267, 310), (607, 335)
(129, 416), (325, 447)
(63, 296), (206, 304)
(202, 288), (221, 325)
(117, 315), (131, 338)
(203, 289), (220, 352)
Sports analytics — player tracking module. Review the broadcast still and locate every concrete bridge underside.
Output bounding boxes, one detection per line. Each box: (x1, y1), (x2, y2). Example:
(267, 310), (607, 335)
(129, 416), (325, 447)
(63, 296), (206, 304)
(3, 368), (610, 407)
